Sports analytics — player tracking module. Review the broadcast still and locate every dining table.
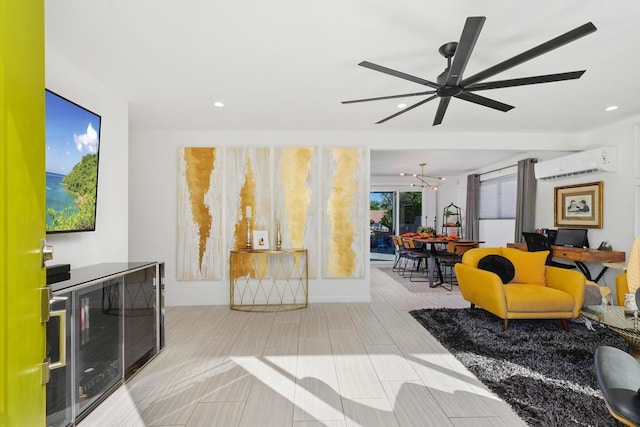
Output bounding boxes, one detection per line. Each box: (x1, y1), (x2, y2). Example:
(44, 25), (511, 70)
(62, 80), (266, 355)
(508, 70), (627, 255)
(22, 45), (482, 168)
(411, 237), (484, 288)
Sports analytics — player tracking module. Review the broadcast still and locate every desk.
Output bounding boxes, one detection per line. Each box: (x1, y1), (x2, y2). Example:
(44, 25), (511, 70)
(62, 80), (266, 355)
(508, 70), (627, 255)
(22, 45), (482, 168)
(413, 238), (483, 288)
(506, 243), (625, 283)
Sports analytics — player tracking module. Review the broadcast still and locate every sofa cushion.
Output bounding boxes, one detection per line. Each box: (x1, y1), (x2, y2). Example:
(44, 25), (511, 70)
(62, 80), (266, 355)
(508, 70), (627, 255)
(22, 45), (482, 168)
(501, 248), (548, 285)
(478, 255), (515, 284)
(504, 285), (575, 312)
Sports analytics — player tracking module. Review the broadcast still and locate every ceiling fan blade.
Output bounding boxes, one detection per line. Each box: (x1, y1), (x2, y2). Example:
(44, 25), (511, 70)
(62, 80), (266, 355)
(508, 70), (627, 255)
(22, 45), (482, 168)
(465, 70), (586, 91)
(433, 97), (452, 126)
(446, 16), (485, 86)
(460, 22), (597, 87)
(455, 92), (514, 112)
(341, 90), (436, 104)
(375, 95), (438, 124)
(359, 61), (441, 89)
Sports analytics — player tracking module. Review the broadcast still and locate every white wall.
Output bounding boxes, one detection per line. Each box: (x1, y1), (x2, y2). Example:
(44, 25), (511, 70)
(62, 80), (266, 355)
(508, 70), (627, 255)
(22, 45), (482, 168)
(131, 131), (588, 306)
(535, 116), (640, 289)
(45, 47), (129, 268)
(128, 131), (373, 306)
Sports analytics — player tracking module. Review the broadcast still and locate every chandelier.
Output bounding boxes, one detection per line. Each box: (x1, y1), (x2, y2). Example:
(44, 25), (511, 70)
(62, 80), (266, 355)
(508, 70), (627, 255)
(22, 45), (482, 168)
(400, 163), (445, 190)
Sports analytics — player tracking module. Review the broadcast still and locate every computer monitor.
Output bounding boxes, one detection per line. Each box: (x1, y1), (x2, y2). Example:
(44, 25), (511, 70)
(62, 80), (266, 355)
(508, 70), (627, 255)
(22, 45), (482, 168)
(554, 228), (590, 248)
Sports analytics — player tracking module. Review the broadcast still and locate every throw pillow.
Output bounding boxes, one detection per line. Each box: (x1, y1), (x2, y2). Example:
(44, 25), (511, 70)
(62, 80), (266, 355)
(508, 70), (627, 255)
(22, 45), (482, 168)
(583, 283), (603, 306)
(627, 236), (640, 294)
(501, 248), (548, 285)
(478, 255), (515, 284)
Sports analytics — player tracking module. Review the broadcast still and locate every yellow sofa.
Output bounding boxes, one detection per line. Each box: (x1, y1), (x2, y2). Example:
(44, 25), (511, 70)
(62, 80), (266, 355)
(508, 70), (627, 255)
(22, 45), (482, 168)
(454, 247), (586, 331)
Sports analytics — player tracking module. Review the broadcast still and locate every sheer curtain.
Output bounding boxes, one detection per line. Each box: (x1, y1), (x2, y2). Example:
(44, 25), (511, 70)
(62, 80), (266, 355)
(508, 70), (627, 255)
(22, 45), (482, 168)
(465, 174), (481, 240)
(514, 158), (537, 243)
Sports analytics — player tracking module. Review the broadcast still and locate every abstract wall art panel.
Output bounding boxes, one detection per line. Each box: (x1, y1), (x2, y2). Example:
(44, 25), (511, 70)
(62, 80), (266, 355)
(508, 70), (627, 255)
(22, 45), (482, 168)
(226, 147), (272, 279)
(321, 147), (366, 278)
(177, 147), (223, 280)
(274, 147), (318, 278)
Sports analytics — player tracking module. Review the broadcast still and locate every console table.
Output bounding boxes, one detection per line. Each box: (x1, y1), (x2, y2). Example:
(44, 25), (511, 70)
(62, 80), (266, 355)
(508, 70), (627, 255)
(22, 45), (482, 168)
(229, 249), (308, 311)
(507, 242), (625, 282)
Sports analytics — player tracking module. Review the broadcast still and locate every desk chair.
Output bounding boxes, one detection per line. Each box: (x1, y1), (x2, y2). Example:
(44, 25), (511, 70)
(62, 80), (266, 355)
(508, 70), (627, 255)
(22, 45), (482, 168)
(522, 232), (577, 269)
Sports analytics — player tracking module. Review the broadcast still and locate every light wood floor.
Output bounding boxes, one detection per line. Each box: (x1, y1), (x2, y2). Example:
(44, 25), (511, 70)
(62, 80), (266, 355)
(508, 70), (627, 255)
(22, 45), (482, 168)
(78, 262), (527, 427)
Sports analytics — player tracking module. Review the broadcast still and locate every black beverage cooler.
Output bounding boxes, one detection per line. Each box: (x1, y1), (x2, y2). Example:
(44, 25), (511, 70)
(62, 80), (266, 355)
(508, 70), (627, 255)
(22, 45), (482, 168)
(45, 262), (163, 427)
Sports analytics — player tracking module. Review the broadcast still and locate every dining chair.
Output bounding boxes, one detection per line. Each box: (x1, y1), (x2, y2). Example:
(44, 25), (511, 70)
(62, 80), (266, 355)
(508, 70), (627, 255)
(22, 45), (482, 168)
(392, 236), (409, 273)
(402, 238), (430, 282)
(437, 242), (479, 287)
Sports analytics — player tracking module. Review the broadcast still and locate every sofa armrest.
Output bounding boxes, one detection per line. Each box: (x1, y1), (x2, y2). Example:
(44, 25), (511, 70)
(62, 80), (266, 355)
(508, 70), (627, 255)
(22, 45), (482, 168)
(616, 273), (628, 307)
(455, 263), (508, 318)
(545, 266), (585, 317)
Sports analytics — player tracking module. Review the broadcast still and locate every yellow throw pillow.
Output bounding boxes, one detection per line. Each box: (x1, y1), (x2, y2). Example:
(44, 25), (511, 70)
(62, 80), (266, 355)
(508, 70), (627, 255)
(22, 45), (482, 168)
(500, 248), (548, 285)
(627, 237), (640, 294)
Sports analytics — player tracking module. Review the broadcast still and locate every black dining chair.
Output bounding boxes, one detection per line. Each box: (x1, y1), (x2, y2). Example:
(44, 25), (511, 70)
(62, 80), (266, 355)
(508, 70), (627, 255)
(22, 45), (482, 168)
(522, 232), (576, 269)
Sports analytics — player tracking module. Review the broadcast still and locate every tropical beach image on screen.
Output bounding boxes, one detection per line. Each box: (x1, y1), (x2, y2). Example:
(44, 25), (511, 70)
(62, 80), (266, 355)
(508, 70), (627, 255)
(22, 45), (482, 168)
(45, 90), (101, 233)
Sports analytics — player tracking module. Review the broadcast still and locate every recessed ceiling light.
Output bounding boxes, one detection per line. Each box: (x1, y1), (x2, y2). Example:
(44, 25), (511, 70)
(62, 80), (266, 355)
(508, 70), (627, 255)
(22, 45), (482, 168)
(605, 105), (618, 112)
(214, 102), (224, 108)
(397, 103), (407, 109)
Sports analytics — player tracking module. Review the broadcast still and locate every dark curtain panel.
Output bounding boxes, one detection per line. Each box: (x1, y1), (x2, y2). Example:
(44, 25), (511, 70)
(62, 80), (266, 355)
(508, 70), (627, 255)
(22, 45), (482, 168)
(465, 174), (481, 240)
(514, 158), (537, 243)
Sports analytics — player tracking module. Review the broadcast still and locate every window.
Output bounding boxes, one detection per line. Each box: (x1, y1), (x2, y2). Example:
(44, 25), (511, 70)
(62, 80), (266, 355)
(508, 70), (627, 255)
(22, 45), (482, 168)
(479, 174), (517, 219)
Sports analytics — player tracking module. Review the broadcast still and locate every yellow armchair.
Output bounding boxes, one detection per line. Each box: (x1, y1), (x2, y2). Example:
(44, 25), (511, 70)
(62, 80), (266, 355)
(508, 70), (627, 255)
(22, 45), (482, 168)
(615, 236), (639, 306)
(455, 247), (586, 331)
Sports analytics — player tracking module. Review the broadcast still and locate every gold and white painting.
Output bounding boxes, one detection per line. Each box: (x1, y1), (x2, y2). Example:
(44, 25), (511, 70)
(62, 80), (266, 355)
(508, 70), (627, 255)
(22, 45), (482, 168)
(177, 147), (223, 280)
(226, 147), (272, 278)
(273, 147), (318, 278)
(321, 147), (366, 278)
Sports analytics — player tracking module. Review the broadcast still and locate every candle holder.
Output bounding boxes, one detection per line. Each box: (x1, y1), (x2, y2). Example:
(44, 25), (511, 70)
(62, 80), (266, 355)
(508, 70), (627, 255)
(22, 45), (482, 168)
(275, 223), (282, 250)
(245, 218), (252, 249)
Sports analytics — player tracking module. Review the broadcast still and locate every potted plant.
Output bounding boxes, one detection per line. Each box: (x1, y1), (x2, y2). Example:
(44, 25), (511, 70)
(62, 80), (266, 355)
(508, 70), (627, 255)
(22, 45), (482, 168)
(417, 226), (436, 236)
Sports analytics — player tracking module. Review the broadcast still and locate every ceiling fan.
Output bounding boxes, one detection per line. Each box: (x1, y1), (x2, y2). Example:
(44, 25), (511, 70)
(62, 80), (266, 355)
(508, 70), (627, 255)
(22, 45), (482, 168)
(342, 17), (597, 126)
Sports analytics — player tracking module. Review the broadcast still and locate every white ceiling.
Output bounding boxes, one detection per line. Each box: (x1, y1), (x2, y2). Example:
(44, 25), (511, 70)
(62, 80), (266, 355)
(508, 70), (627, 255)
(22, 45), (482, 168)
(45, 0), (640, 175)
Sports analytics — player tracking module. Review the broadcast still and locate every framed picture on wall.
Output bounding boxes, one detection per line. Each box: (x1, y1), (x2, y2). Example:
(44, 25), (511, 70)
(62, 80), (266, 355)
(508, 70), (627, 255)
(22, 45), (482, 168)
(554, 181), (603, 228)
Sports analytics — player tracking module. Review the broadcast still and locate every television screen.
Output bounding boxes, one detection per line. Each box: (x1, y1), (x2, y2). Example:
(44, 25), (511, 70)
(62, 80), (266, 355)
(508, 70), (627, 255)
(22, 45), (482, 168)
(554, 228), (589, 248)
(45, 89), (101, 233)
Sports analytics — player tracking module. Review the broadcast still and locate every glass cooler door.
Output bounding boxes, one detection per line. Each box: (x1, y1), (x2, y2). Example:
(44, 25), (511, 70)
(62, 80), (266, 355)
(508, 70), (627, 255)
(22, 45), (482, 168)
(74, 277), (123, 421)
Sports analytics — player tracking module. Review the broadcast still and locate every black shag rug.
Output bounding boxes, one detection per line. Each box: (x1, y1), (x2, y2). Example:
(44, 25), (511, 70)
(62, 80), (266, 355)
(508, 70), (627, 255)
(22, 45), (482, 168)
(409, 308), (627, 427)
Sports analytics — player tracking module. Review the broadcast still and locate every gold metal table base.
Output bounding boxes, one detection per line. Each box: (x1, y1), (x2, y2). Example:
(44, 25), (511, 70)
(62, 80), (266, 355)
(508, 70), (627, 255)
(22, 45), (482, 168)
(230, 248), (308, 312)
(582, 305), (640, 358)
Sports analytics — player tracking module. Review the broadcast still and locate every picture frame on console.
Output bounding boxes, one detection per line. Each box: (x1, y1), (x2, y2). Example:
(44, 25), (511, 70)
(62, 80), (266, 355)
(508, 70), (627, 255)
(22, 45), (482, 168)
(554, 181), (603, 228)
(252, 230), (270, 250)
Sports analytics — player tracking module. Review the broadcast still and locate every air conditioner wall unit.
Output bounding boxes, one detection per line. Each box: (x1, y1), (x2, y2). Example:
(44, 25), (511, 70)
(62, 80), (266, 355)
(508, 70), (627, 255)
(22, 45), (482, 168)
(534, 146), (617, 180)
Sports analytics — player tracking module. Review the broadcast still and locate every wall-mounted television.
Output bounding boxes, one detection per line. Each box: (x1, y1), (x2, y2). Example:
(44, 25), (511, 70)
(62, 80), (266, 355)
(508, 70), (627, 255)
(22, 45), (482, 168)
(45, 89), (101, 233)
